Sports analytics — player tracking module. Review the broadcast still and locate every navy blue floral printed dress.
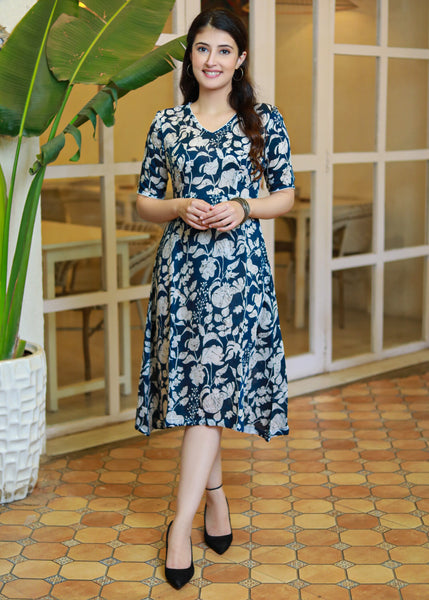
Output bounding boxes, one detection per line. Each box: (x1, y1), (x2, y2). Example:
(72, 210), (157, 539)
(135, 102), (294, 441)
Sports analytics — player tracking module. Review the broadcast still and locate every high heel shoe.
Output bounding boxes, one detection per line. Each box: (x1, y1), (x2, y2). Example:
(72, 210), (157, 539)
(204, 484), (233, 555)
(165, 521), (194, 590)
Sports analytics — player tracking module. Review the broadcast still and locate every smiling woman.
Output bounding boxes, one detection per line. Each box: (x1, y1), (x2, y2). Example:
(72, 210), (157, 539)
(133, 7), (295, 591)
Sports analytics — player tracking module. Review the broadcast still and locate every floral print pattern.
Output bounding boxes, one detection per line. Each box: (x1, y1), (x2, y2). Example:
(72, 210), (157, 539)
(135, 103), (294, 441)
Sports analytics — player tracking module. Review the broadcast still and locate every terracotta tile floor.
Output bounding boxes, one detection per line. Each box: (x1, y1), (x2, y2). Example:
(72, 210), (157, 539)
(1, 370), (429, 599)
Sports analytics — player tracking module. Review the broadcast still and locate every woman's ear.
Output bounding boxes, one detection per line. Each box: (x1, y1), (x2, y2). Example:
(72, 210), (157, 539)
(236, 51), (247, 69)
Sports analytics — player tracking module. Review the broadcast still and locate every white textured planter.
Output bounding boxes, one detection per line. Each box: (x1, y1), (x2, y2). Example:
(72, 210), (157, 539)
(0, 343), (46, 503)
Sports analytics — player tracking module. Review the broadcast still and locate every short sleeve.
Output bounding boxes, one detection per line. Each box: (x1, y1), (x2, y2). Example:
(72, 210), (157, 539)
(262, 105), (295, 193)
(137, 111), (168, 199)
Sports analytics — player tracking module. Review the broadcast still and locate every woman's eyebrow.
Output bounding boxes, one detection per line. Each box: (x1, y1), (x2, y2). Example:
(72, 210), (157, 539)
(194, 41), (234, 49)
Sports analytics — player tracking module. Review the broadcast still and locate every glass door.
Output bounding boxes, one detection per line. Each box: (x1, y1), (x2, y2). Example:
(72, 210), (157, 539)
(271, 0), (429, 379)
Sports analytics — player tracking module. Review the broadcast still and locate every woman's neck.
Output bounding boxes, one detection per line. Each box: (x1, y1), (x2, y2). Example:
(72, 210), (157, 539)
(191, 87), (233, 117)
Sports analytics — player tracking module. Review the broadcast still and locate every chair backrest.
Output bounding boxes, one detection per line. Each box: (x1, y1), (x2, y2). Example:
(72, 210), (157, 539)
(116, 220), (163, 283)
(333, 205), (372, 257)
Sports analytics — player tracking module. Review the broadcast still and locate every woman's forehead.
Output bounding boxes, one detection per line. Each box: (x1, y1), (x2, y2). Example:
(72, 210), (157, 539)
(193, 26), (237, 49)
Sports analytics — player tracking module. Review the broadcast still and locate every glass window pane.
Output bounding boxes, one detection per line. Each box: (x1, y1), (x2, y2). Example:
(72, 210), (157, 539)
(45, 308), (106, 426)
(332, 266), (372, 360)
(383, 258), (424, 349)
(389, 0), (429, 49)
(115, 176), (163, 290)
(120, 299), (149, 412)
(385, 161), (427, 250)
(386, 58), (428, 151)
(335, 0), (377, 45)
(275, 172), (311, 355)
(115, 218), (162, 290)
(334, 56), (376, 153)
(333, 163), (374, 255)
(39, 85), (100, 165)
(41, 178), (103, 298)
(114, 73), (174, 163)
(276, 2), (313, 154)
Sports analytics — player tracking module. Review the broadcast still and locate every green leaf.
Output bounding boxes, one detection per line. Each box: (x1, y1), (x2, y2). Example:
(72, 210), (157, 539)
(34, 36), (185, 171)
(0, 0), (78, 137)
(47, 0), (176, 84)
(14, 338), (27, 359)
(0, 163), (7, 323)
(64, 123), (81, 161)
(30, 133), (66, 175)
(0, 168), (45, 359)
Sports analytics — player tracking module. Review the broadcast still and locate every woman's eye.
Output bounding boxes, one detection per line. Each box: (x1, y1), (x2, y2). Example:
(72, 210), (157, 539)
(197, 46), (207, 52)
(220, 49), (230, 55)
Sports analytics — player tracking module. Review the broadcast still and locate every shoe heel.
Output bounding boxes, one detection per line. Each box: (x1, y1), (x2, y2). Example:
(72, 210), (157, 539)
(204, 487), (233, 555)
(165, 522), (194, 590)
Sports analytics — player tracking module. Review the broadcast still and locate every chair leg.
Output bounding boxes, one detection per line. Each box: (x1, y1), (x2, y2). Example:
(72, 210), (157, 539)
(135, 299), (146, 329)
(82, 307), (92, 381)
(337, 271), (345, 329)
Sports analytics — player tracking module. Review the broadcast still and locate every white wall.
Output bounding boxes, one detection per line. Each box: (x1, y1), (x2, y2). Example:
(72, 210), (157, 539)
(0, 0), (44, 349)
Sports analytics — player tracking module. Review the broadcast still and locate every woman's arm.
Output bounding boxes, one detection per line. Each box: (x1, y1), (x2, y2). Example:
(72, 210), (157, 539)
(201, 188), (295, 232)
(136, 194), (213, 230)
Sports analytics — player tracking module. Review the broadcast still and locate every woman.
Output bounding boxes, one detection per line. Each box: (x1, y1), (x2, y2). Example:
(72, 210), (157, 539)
(135, 8), (294, 590)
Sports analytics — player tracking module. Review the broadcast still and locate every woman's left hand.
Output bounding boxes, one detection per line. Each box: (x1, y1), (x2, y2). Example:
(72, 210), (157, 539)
(200, 200), (246, 231)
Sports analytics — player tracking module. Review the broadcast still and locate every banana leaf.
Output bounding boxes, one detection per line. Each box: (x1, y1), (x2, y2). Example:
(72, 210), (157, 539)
(33, 35), (185, 171)
(0, 168), (46, 359)
(0, 0), (78, 137)
(47, 0), (176, 84)
(0, 164), (7, 323)
(0, 0), (180, 359)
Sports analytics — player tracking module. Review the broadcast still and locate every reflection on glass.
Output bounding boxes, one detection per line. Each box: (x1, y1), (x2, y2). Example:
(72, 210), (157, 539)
(333, 163), (373, 256)
(385, 161), (427, 250)
(276, 2), (313, 154)
(274, 173), (311, 355)
(41, 178), (103, 298)
(39, 85), (100, 165)
(332, 266), (371, 360)
(120, 299), (149, 412)
(115, 217), (163, 290)
(386, 58), (428, 151)
(114, 73), (174, 163)
(45, 308), (106, 426)
(388, 0), (429, 49)
(335, 0), (377, 45)
(334, 56), (376, 153)
(115, 175), (164, 291)
(384, 259), (423, 349)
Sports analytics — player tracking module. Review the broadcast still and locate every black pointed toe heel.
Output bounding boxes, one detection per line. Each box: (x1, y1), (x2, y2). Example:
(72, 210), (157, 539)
(165, 521), (194, 590)
(204, 484), (233, 555)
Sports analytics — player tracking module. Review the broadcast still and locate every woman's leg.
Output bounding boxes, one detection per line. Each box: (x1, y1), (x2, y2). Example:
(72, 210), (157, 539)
(205, 443), (232, 537)
(166, 425), (222, 569)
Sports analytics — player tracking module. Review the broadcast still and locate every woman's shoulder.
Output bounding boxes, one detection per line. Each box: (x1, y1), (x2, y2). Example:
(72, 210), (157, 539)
(255, 103), (285, 126)
(153, 104), (188, 123)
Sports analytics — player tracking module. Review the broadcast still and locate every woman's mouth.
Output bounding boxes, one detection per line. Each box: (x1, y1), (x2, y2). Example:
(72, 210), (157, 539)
(203, 70), (222, 78)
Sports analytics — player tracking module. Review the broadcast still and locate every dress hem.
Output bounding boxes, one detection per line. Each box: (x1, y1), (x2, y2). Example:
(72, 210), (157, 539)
(134, 420), (289, 443)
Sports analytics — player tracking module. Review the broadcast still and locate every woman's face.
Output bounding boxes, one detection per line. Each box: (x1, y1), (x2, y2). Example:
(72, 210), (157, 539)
(190, 26), (246, 94)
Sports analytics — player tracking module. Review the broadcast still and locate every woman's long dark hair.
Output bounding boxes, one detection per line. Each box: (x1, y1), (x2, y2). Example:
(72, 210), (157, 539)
(180, 9), (264, 180)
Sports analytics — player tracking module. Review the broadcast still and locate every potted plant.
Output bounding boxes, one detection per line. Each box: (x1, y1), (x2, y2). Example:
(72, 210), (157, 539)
(0, 0), (185, 503)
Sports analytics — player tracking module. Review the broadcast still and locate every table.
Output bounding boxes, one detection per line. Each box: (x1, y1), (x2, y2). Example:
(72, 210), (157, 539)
(283, 197), (372, 328)
(42, 221), (149, 411)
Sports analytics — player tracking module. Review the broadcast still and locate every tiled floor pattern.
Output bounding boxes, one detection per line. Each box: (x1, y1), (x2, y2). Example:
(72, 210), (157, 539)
(1, 371), (429, 600)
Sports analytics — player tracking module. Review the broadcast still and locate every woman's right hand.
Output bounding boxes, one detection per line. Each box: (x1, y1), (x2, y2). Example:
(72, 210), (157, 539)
(177, 198), (212, 230)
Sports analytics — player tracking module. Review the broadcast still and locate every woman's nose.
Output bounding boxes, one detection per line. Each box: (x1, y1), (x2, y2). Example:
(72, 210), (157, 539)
(205, 50), (216, 65)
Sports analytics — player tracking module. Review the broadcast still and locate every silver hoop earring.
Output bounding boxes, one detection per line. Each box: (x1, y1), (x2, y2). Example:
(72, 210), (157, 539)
(233, 67), (244, 81)
(186, 63), (193, 77)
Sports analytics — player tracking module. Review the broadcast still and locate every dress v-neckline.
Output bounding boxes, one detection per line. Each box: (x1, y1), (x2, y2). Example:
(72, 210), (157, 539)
(187, 103), (237, 134)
